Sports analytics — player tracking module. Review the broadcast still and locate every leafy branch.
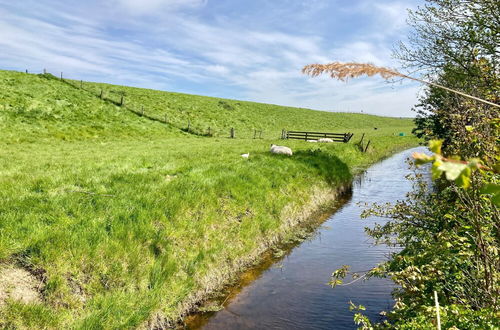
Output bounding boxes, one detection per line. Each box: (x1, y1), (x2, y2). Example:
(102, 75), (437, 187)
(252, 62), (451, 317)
(413, 140), (500, 205)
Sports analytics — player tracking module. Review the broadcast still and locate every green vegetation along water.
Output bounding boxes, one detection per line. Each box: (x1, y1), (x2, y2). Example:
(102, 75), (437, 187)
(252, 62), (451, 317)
(0, 69), (418, 328)
(185, 147), (428, 329)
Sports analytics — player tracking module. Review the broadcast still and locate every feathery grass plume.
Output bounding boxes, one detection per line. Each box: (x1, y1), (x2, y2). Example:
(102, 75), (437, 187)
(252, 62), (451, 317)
(302, 62), (500, 108)
(302, 62), (401, 81)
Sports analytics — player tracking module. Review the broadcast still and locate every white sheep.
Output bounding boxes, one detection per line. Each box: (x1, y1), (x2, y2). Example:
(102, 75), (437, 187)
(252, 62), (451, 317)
(270, 144), (293, 156)
(241, 153), (250, 158)
(307, 140), (318, 143)
(318, 138), (334, 143)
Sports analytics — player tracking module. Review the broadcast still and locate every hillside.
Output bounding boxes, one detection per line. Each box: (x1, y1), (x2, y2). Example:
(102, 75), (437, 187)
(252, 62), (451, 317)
(0, 70), (413, 141)
(76, 78), (412, 138)
(0, 71), (180, 142)
(0, 69), (418, 329)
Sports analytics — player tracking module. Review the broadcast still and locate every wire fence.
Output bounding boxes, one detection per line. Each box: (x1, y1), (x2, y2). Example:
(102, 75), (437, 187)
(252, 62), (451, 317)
(19, 68), (277, 139)
(18, 68), (366, 141)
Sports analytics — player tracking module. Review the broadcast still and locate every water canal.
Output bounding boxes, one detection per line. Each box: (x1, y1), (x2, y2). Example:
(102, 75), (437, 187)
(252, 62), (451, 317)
(187, 147), (428, 329)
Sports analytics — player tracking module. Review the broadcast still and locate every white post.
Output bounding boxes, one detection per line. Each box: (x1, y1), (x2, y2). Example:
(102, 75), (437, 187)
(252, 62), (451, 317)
(434, 291), (441, 330)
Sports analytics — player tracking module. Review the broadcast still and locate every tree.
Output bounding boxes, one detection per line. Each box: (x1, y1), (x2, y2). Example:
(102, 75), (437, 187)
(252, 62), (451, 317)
(311, 1), (499, 328)
(396, 0), (499, 160)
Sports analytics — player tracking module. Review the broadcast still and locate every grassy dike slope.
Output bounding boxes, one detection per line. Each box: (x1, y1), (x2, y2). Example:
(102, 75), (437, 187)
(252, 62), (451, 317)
(67, 77), (413, 139)
(0, 70), (417, 328)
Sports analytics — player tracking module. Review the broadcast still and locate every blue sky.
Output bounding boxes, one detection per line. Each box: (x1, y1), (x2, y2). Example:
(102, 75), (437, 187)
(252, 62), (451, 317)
(0, 0), (423, 116)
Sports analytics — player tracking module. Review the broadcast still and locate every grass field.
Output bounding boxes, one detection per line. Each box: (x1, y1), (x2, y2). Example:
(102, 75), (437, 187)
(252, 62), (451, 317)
(0, 69), (418, 328)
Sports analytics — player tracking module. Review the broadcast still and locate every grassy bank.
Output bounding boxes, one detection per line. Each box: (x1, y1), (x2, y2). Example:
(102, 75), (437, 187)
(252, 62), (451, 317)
(0, 70), (418, 328)
(0, 70), (413, 141)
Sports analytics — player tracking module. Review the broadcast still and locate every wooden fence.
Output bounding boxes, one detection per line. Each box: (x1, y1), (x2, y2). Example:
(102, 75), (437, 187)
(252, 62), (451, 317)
(283, 130), (354, 143)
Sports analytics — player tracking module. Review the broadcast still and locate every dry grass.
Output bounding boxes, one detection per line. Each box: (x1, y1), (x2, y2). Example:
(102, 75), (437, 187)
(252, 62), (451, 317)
(302, 62), (500, 108)
(0, 265), (41, 306)
(302, 62), (402, 81)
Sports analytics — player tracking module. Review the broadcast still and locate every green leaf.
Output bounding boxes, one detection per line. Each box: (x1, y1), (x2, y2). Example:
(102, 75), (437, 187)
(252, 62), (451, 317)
(455, 166), (471, 189)
(492, 194), (500, 207)
(413, 152), (434, 166)
(493, 163), (500, 173)
(431, 160), (444, 180)
(429, 140), (443, 154)
(437, 161), (468, 181)
(467, 158), (482, 170)
(480, 183), (500, 195)
(480, 184), (500, 206)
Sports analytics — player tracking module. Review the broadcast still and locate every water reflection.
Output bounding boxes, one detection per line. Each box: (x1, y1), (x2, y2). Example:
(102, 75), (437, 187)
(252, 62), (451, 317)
(187, 147), (428, 330)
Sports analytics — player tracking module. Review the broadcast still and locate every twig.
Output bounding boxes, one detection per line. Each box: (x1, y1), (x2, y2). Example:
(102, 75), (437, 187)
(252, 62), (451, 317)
(412, 152), (496, 173)
(339, 273), (368, 286)
(400, 73), (499, 108)
(222, 289), (234, 305)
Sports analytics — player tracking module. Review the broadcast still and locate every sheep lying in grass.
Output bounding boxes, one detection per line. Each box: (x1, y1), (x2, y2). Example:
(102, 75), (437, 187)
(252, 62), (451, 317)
(241, 153), (250, 158)
(318, 138), (334, 143)
(270, 144), (293, 156)
(307, 140), (318, 143)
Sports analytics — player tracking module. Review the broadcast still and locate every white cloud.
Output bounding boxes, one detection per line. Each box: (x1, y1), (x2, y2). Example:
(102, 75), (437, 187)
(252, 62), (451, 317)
(371, 2), (410, 32)
(205, 64), (230, 75)
(110, 0), (207, 15)
(330, 41), (390, 66)
(0, 0), (421, 116)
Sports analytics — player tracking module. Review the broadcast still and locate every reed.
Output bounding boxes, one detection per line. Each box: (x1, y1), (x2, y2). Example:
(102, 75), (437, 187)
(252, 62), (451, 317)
(302, 62), (499, 108)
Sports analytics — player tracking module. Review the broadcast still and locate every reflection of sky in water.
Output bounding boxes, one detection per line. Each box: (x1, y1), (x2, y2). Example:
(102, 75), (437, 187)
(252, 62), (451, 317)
(193, 147), (429, 330)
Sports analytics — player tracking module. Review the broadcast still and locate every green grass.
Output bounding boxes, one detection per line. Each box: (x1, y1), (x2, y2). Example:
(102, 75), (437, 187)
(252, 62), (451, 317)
(0, 69), (418, 328)
(0, 70), (413, 141)
(74, 78), (413, 139)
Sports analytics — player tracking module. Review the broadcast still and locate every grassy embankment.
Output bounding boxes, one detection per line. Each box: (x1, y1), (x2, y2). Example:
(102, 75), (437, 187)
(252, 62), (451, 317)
(0, 70), (418, 328)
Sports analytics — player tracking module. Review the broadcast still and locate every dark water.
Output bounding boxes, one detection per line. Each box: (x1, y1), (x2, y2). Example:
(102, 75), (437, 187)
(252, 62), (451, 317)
(187, 147), (427, 330)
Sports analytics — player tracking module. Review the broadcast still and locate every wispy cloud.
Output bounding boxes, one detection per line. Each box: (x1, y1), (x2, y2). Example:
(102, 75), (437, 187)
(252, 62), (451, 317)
(110, 0), (208, 15)
(0, 0), (422, 116)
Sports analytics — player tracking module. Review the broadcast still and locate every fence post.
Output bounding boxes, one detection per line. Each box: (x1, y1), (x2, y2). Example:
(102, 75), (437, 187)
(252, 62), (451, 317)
(120, 96), (124, 106)
(60, 72), (63, 80)
(100, 89), (103, 99)
(25, 69), (28, 74)
(259, 130), (262, 139)
(359, 133), (365, 145)
(208, 127), (211, 136)
(364, 140), (371, 153)
(187, 120), (191, 132)
(230, 127), (235, 138)
(305, 132), (308, 141)
(43, 68), (46, 74)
